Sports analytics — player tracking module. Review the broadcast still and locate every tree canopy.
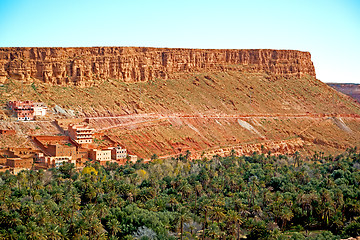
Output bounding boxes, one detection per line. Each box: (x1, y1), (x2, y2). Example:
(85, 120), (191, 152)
(0, 148), (360, 239)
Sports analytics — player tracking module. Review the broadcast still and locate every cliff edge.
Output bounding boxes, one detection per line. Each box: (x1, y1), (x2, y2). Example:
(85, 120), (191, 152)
(0, 47), (316, 86)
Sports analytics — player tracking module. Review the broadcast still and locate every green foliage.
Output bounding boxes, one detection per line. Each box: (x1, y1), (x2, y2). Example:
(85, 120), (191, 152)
(306, 231), (339, 240)
(342, 221), (360, 238)
(31, 83), (37, 92)
(0, 151), (359, 239)
(82, 166), (98, 175)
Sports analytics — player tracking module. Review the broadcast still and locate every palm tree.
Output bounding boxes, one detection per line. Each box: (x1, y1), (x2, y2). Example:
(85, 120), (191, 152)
(0, 185), (11, 201)
(52, 190), (64, 203)
(176, 207), (192, 240)
(105, 191), (118, 208)
(178, 183), (193, 199)
(94, 181), (104, 203)
(68, 194), (81, 223)
(200, 199), (213, 240)
(16, 171), (27, 191)
(210, 207), (226, 223)
(26, 221), (46, 240)
(36, 208), (50, 226)
(6, 197), (21, 211)
(226, 210), (243, 239)
(96, 202), (109, 219)
(194, 182), (203, 197)
(36, 169), (45, 182)
(168, 196), (179, 212)
(6, 211), (22, 228)
(88, 218), (106, 239)
(248, 175), (259, 207)
(84, 187), (97, 203)
(279, 207), (294, 230)
(205, 223), (224, 239)
(74, 219), (89, 237)
(21, 203), (36, 221)
(106, 218), (121, 237)
(45, 224), (63, 240)
(28, 171), (36, 189)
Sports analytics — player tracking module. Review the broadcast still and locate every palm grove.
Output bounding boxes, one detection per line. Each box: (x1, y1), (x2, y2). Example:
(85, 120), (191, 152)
(1, 148), (360, 239)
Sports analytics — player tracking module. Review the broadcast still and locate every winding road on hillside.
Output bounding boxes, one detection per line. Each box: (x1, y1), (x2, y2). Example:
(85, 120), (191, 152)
(87, 113), (360, 132)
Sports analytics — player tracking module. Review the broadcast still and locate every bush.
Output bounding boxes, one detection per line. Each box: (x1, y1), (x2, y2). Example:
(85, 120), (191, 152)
(342, 221), (360, 238)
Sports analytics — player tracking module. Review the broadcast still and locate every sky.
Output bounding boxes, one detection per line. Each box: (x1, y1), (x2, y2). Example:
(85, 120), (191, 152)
(0, 0), (359, 83)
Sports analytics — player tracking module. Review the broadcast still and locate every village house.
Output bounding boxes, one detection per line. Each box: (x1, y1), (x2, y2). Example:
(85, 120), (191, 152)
(110, 146), (127, 160)
(33, 136), (79, 168)
(7, 101), (47, 121)
(68, 124), (95, 144)
(6, 157), (33, 169)
(8, 100), (34, 120)
(0, 147), (36, 173)
(43, 144), (77, 168)
(89, 148), (112, 165)
(32, 102), (47, 116)
(41, 156), (76, 168)
(3, 147), (39, 158)
(46, 144), (77, 158)
(128, 154), (138, 163)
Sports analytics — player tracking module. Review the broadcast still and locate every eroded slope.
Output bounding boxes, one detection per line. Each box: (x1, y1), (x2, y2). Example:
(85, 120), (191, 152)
(0, 47), (359, 158)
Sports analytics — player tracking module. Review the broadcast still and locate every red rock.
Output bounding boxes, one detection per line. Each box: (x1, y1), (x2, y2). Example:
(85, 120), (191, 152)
(0, 47), (316, 87)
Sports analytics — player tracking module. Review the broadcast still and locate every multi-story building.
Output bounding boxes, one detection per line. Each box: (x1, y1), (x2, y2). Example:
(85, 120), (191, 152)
(68, 124), (94, 144)
(0, 148), (37, 172)
(32, 102), (47, 116)
(33, 136), (78, 168)
(46, 144), (77, 158)
(3, 147), (38, 158)
(7, 101), (47, 121)
(6, 157), (33, 169)
(111, 146), (127, 160)
(0, 153), (34, 173)
(8, 101), (34, 120)
(89, 148), (112, 165)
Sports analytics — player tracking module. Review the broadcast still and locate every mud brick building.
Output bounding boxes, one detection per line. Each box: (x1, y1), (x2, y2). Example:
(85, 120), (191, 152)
(0, 147), (36, 173)
(33, 136), (79, 168)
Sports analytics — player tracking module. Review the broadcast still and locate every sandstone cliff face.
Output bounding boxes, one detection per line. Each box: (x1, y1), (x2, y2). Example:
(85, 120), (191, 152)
(0, 47), (316, 86)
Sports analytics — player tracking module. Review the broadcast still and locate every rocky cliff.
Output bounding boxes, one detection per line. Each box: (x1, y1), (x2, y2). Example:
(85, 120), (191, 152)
(0, 47), (316, 86)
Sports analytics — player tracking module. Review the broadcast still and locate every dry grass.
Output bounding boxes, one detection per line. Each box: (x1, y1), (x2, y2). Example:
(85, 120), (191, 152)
(1, 71), (359, 117)
(1, 70), (360, 157)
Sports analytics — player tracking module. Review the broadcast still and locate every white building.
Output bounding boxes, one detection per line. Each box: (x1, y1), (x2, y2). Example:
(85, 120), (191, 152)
(89, 149), (112, 165)
(41, 156), (76, 168)
(111, 146), (127, 160)
(33, 102), (47, 116)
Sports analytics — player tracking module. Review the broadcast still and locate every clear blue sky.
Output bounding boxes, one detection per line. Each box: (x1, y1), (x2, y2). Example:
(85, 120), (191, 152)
(1, 0), (359, 83)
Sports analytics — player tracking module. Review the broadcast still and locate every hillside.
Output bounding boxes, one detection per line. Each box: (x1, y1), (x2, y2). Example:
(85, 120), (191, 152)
(328, 83), (360, 103)
(0, 47), (359, 158)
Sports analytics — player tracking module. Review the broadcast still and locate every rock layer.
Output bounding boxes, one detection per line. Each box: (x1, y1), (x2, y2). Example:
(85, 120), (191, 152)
(0, 47), (316, 86)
